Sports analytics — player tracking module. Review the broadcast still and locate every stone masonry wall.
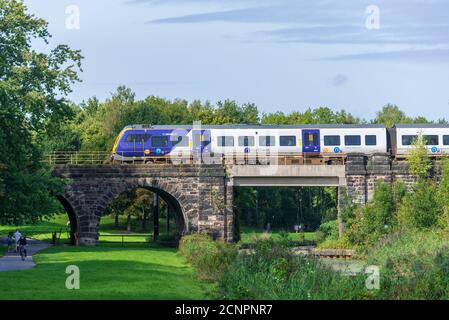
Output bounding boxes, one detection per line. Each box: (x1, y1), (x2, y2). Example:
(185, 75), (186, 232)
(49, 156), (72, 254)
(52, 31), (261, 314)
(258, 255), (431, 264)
(53, 164), (232, 245)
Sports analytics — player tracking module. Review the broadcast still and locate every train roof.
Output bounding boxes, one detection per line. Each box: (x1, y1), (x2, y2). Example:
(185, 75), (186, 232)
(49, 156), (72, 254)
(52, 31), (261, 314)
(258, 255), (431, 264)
(125, 124), (386, 130)
(393, 124), (449, 128)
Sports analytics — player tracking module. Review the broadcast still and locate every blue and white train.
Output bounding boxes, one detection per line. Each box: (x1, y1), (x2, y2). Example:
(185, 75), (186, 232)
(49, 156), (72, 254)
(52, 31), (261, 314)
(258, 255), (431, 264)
(111, 124), (449, 162)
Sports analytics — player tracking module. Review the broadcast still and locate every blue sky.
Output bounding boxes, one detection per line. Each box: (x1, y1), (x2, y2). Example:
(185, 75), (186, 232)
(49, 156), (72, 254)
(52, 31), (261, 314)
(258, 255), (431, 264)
(25, 0), (449, 120)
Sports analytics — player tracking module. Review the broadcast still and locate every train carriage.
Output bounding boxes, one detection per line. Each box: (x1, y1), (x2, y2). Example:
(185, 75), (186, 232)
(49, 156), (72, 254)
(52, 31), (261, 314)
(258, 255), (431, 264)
(390, 124), (449, 157)
(111, 124), (389, 163)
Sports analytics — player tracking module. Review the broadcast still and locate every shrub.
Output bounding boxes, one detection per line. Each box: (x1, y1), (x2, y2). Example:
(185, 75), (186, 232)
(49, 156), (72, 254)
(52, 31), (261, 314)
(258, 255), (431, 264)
(315, 220), (339, 243)
(347, 181), (406, 248)
(407, 134), (432, 180)
(179, 233), (238, 282)
(437, 158), (449, 230)
(397, 180), (441, 229)
(367, 229), (449, 299)
(317, 237), (352, 249)
(218, 238), (366, 300)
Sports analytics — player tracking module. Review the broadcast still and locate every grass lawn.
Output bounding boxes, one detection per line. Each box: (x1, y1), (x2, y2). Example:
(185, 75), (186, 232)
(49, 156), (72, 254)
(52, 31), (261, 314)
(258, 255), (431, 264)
(239, 226), (315, 244)
(0, 214), (175, 244)
(0, 244), (213, 300)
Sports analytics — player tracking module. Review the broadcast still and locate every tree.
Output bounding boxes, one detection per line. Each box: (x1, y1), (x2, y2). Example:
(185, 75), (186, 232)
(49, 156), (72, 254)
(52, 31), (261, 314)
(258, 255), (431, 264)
(374, 104), (410, 127)
(407, 134), (432, 180)
(0, 0), (82, 224)
(397, 180), (440, 229)
(131, 188), (153, 232)
(105, 190), (134, 228)
(436, 158), (449, 229)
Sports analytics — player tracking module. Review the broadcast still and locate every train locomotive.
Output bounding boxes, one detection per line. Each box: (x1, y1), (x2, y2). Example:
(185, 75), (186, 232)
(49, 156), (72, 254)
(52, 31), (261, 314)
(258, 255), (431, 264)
(111, 124), (449, 163)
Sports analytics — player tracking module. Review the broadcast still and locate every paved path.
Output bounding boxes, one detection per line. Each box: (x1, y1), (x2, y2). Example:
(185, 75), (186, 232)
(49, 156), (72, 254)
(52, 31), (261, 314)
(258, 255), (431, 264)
(0, 240), (51, 272)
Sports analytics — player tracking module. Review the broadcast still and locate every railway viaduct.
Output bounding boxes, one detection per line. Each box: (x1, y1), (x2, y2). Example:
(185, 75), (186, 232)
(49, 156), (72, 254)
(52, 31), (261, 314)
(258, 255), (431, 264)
(53, 154), (422, 245)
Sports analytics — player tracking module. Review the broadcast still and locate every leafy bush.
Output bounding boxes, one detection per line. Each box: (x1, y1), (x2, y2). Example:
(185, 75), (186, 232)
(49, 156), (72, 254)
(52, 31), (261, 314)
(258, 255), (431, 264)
(346, 181), (406, 247)
(397, 180), (441, 229)
(436, 158), (449, 230)
(367, 229), (449, 299)
(315, 220), (339, 243)
(218, 238), (367, 300)
(179, 233), (238, 282)
(317, 237), (352, 249)
(407, 134), (432, 180)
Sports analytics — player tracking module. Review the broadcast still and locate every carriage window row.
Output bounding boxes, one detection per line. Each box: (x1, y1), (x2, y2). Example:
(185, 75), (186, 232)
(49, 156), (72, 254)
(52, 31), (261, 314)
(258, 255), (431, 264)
(216, 135), (383, 147)
(323, 135), (377, 146)
(402, 135), (443, 146)
(216, 135), (297, 147)
(124, 134), (171, 147)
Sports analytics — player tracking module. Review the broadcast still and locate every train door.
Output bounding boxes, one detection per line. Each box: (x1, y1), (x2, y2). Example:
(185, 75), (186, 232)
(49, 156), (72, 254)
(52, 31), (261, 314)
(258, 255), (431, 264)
(192, 130), (211, 153)
(192, 130), (202, 156)
(202, 130), (212, 154)
(302, 129), (320, 153)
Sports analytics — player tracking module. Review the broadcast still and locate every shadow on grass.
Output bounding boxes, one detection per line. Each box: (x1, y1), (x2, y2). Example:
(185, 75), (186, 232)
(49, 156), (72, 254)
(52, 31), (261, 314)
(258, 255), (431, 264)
(0, 246), (212, 300)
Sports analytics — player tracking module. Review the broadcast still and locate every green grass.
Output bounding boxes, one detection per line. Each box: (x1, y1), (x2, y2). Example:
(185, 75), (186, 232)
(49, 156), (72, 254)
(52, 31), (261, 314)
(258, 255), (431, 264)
(239, 226), (315, 244)
(0, 244), (212, 300)
(0, 214), (175, 244)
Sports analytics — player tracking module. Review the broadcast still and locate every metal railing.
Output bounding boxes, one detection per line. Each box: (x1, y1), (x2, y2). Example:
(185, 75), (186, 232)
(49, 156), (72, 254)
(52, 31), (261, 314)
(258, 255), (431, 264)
(99, 233), (152, 246)
(43, 151), (347, 166)
(44, 151), (111, 165)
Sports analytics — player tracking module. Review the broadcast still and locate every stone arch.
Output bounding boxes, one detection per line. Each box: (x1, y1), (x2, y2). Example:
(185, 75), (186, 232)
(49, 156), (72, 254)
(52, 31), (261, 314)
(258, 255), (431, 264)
(56, 195), (79, 245)
(97, 178), (191, 237)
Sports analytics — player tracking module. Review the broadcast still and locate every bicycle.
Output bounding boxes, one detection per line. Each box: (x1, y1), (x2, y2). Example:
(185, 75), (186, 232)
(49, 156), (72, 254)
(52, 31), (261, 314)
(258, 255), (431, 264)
(19, 245), (27, 261)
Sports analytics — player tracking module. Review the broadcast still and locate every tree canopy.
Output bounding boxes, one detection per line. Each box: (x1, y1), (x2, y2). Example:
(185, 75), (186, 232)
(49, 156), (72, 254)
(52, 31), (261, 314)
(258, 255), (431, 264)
(0, 0), (82, 224)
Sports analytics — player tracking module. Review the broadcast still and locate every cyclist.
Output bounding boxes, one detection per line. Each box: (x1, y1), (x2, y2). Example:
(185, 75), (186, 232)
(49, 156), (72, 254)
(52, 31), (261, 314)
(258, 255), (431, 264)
(18, 235), (27, 260)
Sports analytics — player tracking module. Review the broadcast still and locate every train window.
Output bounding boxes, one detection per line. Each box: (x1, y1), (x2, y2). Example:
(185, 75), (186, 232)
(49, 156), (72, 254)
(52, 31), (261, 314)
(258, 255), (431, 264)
(280, 136), (296, 147)
(151, 136), (169, 147)
(444, 135), (449, 145)
(424, 135), (439, 145)
(259, 136), (276, 147)
(324, 135), (340, 146)
(238, 136), (255, 147)
(217, 136), (234, 147)
(172, 135), (189, 147)
(344, 135), (361, 146)
(365, 135), (377, 146)
(124, 134), (151, 142)
(402, 135), (417, 146)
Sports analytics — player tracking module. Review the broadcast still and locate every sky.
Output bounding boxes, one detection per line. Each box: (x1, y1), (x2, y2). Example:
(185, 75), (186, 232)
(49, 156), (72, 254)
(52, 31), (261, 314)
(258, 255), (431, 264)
(25, 0), (449, 120)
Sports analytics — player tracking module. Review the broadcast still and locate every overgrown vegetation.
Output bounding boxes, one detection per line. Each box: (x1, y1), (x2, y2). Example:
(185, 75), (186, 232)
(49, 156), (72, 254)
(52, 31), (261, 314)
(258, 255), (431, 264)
(309, 137), (449, 299)
(367, 229), (449, 299)
(180, 234), (368, 299)
(179, 233), (238, 282)
(317, 136), (449, 251)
